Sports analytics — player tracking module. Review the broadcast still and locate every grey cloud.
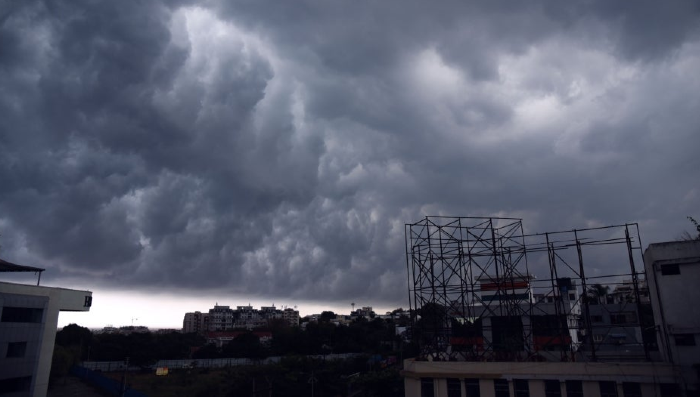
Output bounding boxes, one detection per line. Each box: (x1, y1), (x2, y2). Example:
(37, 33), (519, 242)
(0, 1), (699, 306)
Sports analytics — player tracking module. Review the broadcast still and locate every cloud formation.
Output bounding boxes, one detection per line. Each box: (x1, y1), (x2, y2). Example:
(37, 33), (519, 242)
(1, 0), (699, 305)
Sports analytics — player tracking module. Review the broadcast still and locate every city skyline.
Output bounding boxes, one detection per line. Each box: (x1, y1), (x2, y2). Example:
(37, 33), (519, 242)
(2, 1), (699, 330)
(54, 289), (399, 329)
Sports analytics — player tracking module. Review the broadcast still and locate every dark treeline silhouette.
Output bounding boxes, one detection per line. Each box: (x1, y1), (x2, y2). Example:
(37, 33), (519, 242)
(51, 313), (415, 396)
(52, 311), (414, 365)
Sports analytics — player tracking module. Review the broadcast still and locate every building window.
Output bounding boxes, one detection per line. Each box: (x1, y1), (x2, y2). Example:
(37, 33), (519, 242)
(465, 378), (480, 397)
(514, 379), (529, 397)
(545, 380), (561, 397)
(674, 334), (696, 346)
(610, 312), (637, 325)
(593, 334), (604, 343)
(566, 380), (583, 397)
(569, 293), (576, 301)
(421, 378), (434, 397)
(622, 382), (641, 397)
(494, 379), (510, 397)
(447, 378), (461, 397)
(0, 376), (32, 395)
(0, 307), (44, 323)
(599, 381), (618, 397)
(661, 264), (680, 275)
(591, 315), (603, 323)
(659, 383), (681, 396)
(6, 342), (27, 358)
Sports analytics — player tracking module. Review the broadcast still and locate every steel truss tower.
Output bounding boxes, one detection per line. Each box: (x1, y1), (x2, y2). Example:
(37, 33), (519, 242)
(405, 217), (650, 363)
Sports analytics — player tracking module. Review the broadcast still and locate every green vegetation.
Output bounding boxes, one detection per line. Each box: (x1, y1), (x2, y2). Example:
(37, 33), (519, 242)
(688, 217), (700, 240)
(51, 314), (415, 396)
(104, 356), (404, 396)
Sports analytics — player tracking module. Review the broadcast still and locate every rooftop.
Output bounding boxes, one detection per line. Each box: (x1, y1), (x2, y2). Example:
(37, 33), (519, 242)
(0, 257), (44, 273)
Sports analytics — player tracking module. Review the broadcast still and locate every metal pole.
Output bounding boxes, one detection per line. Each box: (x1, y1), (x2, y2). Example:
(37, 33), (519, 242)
(489, 218), (503, 315)
(625, 225), (650, 361)
(121, 357), (129, 396)
(574, 230), (595, 362)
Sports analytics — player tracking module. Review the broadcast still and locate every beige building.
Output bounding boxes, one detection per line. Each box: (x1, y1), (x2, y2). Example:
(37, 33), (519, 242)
(183, 311), (209, 334)
(0, 266), (92, 396)
(283, 307), (299, 326)
(403, 359), (680, 397)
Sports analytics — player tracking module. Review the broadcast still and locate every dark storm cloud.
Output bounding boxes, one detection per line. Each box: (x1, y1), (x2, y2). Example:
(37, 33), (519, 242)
(1, 0), (699, 304)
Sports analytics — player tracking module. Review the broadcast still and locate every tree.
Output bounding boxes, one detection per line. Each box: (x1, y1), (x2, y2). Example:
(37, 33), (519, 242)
(192, 344), (219, 359)
(680, 216), (700, 241)
(587, 284), (610, 305)
(319, 311), (337, 322)
(222, 333), (264, 359)
(50, 345), (78, 385)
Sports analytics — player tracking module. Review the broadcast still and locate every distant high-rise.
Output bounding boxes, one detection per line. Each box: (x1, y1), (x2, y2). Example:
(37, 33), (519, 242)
(184, 303), (300, 332)
(182, 311), (209, 334)
(283, 308), (300, 327)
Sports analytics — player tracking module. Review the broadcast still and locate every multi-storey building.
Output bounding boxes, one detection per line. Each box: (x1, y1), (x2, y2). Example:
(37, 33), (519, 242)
(207, 305), (234, 331)
(184, 304), (300, 332)
(403, 359), (679, 396)
(232, 305), (267, 329)
(403, 239), (698, 396)
(283, 307), (300, 326)
(182, 311), (209, 334)
(402, 217), (689, 396)
(1, 259), (92, 396)
(644, 240), (700, 395)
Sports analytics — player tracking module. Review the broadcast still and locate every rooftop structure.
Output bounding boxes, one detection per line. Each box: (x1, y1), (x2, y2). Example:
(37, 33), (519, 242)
(405, 217), (650, 363)
(403, 216), (699, 396)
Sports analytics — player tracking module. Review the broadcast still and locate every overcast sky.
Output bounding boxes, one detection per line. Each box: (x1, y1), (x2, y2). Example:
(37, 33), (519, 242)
(1, 1), (699, 327)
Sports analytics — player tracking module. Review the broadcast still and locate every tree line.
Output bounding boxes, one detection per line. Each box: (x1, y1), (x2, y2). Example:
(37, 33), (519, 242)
(52, 311), (414, 370)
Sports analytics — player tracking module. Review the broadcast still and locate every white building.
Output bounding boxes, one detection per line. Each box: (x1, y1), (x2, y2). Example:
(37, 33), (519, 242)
(208, 305), (234, 331)
(402, 240), (700, 397)
(0, 259), (92, 396)
(403, 359), (679, 396)
(644, 240), (700, 395)
(192, 304), (299, 331)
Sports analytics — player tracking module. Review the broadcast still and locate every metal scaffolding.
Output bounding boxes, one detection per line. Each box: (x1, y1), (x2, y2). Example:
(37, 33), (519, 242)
(405, 217), (651, 363)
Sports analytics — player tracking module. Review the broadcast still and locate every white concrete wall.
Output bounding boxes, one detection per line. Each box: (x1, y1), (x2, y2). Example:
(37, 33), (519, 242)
(402, 359), (678, 397)
(644, 241), (700, 393)
(404, 376), (420, 397)
(0, 282), (91, 396)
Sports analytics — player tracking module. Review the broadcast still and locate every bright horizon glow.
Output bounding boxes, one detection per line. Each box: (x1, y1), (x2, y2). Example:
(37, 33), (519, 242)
(55, 286), (406, 330)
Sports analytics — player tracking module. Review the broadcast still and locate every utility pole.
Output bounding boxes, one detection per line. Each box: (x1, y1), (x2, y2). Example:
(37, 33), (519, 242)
(265, 376), (274, 397)
(121, 356), (130, 396)
(308, 370), (317, 397)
